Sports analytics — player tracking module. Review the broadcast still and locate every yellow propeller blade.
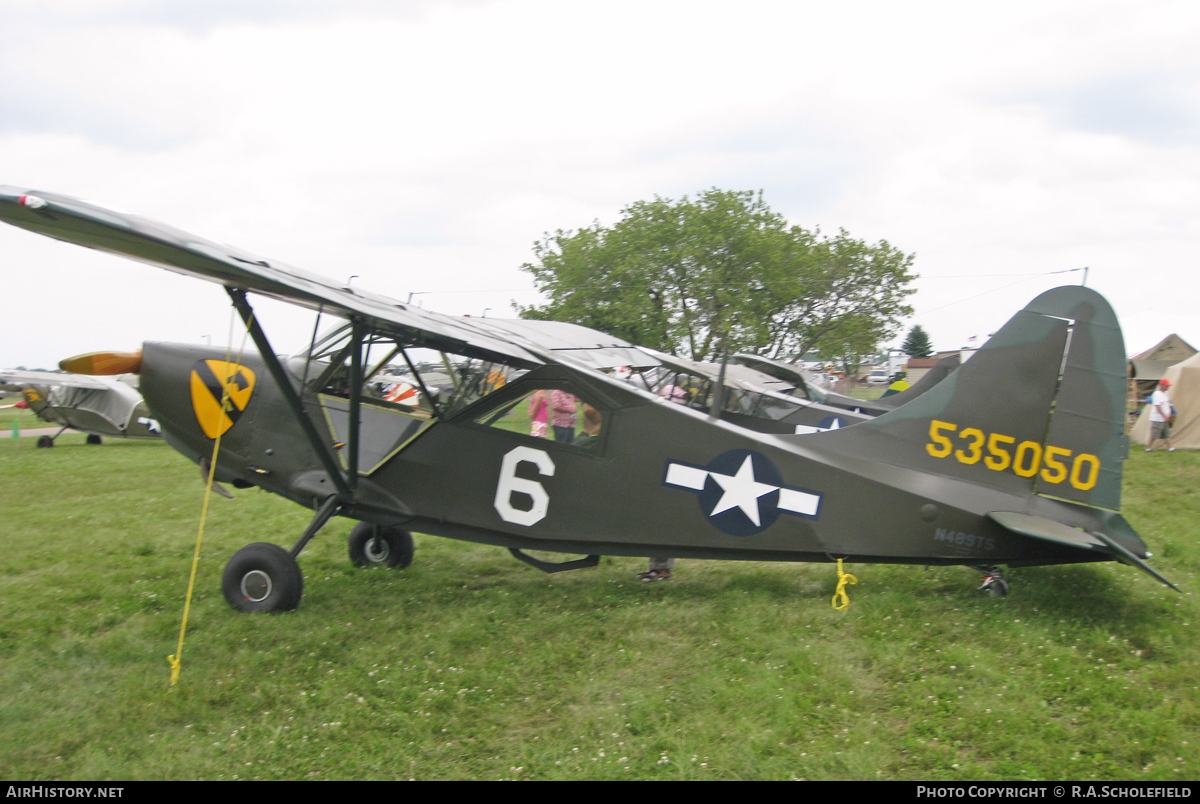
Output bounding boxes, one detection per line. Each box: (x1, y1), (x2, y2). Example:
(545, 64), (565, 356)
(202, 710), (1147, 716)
(59, 349), (143, 375)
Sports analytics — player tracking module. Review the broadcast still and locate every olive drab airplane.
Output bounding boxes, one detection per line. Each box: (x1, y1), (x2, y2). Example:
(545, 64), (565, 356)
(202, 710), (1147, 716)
(0, 186), (1177, 613)
(0, 365), (161, 446)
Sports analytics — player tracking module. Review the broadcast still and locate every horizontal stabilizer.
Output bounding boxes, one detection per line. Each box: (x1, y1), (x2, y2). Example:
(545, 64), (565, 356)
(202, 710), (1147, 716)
(988, 511), (1178, 591)
(987, 511), (1105, 550)
(1091, 529), (1180, 592)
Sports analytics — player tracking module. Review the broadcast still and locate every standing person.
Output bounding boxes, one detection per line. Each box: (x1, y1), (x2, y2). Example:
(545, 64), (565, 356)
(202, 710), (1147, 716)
(550, 389), (578, 443)
(528, 389), (549, 439)
(638, 558), (674, 582)
(1147, 378), (1176, 453)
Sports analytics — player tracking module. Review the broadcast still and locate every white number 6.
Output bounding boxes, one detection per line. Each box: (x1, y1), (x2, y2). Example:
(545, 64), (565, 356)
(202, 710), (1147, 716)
(494, 446), (556, 526)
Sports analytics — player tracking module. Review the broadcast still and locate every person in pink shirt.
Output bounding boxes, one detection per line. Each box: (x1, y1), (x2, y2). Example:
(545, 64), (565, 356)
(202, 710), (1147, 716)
(528, 389), (549, 438)
(550, 390), (578, 443)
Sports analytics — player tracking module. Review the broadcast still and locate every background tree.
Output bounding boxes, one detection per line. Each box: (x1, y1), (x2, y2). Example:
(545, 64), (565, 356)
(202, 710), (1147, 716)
(901, 324), (933, 358)
(519, 189), (916, 362)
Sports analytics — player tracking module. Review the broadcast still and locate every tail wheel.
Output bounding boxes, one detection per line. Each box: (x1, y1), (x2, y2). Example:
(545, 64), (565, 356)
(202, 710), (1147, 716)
(348, 523), (414, 569)
(86, 434), (102, 445)
(222, 542), (304, 612)
(978, 571), (1010, 598)
(36, 436), (53, 448)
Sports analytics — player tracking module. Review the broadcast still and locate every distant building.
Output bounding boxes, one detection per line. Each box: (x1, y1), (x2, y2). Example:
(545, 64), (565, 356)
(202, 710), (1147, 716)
(904, 357), (940, 385)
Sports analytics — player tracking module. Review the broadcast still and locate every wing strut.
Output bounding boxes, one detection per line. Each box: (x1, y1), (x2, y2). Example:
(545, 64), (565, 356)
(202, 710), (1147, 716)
(227, 288), (354, 502)
(348, 318), (363, 491)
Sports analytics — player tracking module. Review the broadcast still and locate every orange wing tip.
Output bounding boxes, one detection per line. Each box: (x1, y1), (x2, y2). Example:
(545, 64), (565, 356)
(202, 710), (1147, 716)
(59, 349), (143, 375)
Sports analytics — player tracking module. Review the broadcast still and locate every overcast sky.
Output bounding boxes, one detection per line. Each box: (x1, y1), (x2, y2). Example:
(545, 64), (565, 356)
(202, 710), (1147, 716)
(2, 0), (1198, 369)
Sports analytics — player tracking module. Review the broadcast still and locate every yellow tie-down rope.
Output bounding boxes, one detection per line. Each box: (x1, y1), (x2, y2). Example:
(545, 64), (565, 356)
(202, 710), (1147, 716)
(169, 311), (254, 687)
(832, 558), (857, 611)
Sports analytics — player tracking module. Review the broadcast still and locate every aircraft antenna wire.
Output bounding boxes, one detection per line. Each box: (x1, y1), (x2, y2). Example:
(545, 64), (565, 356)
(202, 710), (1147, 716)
(168, 303), (256, 687)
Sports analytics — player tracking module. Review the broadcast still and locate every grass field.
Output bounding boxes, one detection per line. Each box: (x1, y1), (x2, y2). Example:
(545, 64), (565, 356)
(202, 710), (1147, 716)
(0, 436), (1197, 780)
(0, 407), (48, 434)
(842, 387), (887, 401)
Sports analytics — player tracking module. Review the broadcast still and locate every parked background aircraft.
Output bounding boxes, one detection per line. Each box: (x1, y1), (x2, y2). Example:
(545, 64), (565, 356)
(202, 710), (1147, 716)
(732, 352), (962, 417)
(0, 186), (1174, 613)
(624, 349), (873, 434)
(0, 366), (160, 446)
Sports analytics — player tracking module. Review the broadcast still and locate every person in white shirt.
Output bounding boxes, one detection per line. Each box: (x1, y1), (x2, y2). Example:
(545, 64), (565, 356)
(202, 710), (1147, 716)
(1147, 378), (1176, 453)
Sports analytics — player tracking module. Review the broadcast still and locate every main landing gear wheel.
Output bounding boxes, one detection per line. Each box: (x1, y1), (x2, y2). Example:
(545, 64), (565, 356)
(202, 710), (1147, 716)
(36, 436), (53, 448)
(86, 434), (102, 445)
(222, 542), (304, 612)
(348, 523), (414, 569)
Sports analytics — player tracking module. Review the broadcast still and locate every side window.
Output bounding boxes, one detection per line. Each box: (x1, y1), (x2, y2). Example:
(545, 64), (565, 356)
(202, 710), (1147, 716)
(474, 386), (607, 450)
(651, 370), (711, 411)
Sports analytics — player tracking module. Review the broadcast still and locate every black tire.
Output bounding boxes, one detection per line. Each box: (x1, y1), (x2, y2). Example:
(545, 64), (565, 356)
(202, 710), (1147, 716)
(36, 436), (53, 448)
(348, 523), (414, 569)
(222, 542), (304, 612)
(86, 434), (102, 445)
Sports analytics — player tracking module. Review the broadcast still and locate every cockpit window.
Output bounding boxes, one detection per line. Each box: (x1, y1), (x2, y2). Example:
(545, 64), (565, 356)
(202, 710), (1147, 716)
(473, 385), (607, 450)
(297, 322), (526, 419)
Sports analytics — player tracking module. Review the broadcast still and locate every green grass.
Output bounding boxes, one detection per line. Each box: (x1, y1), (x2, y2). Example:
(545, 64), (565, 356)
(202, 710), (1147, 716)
(0, 439), (1197, 780)
(844, 387), (887, 401)
(0, 407), (49, 433)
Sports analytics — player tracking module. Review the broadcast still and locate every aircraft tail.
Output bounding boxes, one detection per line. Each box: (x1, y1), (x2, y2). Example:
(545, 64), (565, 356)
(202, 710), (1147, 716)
(817, 286), (1129, 512)
(872, 353), (960, 411)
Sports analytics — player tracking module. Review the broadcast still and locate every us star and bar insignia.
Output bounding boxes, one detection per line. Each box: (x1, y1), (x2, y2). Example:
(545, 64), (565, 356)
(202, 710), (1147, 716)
(663, 449), (821, 537)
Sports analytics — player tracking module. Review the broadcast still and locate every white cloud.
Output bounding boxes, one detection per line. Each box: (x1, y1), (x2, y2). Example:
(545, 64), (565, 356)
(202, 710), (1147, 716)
(2, 0), (1199, 368)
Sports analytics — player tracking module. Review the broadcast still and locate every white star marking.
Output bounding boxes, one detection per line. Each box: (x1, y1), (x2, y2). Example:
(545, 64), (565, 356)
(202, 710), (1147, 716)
(663, 456), (822, 523)
(708, 456), (777, 526)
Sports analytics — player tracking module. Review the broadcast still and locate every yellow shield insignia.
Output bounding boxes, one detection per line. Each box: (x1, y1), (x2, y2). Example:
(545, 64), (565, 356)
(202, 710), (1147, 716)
(190, 360), (256, 439)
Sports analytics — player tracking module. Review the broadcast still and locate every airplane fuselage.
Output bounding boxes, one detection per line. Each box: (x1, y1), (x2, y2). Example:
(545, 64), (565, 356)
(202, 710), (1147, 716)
(139, 341), (1129, 571)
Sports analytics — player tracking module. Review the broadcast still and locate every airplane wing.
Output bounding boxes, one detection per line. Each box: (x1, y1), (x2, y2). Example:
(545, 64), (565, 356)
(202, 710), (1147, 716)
(474, 319), (659, 371)
(645, 349), (798, 396)
(0, 369), (115, 392)
(0, 187), (545, 368)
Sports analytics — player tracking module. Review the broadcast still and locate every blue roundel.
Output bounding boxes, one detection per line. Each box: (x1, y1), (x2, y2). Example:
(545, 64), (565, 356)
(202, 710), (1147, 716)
(696, 449), (784, 537)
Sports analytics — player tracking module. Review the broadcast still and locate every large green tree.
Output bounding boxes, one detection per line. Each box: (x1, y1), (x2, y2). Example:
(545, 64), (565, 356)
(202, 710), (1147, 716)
(518, 189), (916, 362)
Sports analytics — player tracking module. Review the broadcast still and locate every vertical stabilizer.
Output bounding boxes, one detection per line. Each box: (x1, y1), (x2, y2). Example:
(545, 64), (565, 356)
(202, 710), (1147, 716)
(814, 287), (1128, 511)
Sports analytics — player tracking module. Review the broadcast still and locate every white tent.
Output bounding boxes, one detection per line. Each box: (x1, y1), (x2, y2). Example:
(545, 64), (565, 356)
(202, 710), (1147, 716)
(1130, 351), (1200, 449)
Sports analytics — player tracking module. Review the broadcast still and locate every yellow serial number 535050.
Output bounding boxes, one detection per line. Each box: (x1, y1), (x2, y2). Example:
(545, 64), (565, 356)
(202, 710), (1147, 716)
(925, 420), (1100, 491)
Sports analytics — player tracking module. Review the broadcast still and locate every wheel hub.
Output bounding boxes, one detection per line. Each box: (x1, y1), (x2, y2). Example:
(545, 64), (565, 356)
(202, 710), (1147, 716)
(241, 570), (273, 602)
(365, 536), (390, 563)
